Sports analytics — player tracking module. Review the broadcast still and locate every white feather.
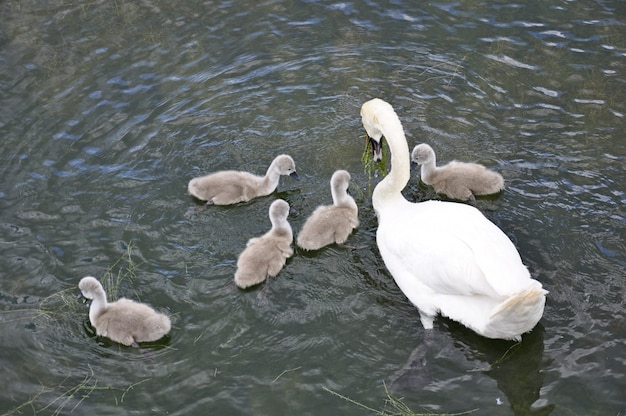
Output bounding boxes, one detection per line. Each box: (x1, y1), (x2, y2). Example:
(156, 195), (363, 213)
(361, 98), (546, 341)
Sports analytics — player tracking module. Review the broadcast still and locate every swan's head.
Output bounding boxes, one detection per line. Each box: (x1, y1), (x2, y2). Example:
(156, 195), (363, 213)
(273, 155), (300, 181)
(367, 135), (384, 163)
(411, 143), (436, 166)
(360, 98), (394, 162)
(78, 276), (103, 300)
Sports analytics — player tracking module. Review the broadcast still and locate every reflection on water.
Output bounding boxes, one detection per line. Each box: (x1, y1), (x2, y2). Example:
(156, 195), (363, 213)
(1, 0), (625, 415)
(390, 323), (555, 415)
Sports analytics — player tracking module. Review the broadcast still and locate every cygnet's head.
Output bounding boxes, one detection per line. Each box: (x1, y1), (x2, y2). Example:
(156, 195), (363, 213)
(411, 143), (436, 165)
(331, 170), (351, 192)
(269, 199), (290, 220)
(273, 155), (300, 180)
(187, 178), (201, 196)
(78, 276), (102, 299)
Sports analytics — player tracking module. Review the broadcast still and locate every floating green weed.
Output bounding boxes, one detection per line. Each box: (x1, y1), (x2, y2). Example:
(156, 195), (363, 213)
(0, 242), (142, 326)
(361, 134), (388, 194)
(323, 382), (477, 416)
(99, 241), (142, 301)
(272, 367), (302, 384)
(44, 242), (142, 321)
(467, 341), (522, 373)
(2, 365), (152, 416)
(0, 243), (155, 415)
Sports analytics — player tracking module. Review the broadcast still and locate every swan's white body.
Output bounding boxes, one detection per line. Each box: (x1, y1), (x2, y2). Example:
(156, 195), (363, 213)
(361, 98), (546, 341)
(78, 276), (171, 346)
(188, 154), (299, 205)
(297, 170), (359, 250)
(234, 199), (294, 289)
(411, 143), (504, 201)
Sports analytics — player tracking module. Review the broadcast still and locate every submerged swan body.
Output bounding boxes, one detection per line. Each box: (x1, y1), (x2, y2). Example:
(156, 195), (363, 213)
(78, 276), (171, 346)
(361, 98), (546, 341)
(188, 154), (300, 205)
(297, 170), (359, 250)
(411, 143), (504, 201)
(234, 199), (294, 289)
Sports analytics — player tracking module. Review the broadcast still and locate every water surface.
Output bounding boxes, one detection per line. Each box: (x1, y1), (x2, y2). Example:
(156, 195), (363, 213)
(1, 0), (625, 415)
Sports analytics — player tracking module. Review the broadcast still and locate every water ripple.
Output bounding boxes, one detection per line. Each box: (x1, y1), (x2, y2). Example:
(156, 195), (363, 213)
(1, 0), (625, 414)
(484, 53), (540, 70)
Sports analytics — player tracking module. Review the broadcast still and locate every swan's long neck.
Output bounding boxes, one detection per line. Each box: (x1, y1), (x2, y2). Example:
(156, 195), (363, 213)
(372, 111), (411, 215)
(88, 287), (109, 324)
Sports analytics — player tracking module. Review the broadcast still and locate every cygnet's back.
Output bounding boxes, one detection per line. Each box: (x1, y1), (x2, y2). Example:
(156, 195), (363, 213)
(188, 154), (299, 205)
(297, 170), (359, 250)
(78, 276), (171, 346)
(234, 199), (294, 289)
(411, 143), (504, 201)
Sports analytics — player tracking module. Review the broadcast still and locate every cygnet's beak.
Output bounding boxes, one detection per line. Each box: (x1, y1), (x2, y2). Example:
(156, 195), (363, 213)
(77, 292), (90, 306)
(290, 171), (301, 181)
(368, 134), (383, 162)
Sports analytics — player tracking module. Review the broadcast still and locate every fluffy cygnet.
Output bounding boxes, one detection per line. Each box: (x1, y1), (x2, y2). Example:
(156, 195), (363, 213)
(297, 170), (359, 250)
(78, 276), (171, 346)
(234, 199), (293, 289)
(188, 154), (300, 205)
(411, 143), (504, 201)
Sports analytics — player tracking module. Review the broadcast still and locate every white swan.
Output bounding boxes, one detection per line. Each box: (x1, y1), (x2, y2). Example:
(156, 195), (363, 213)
(188, 154), (300, 205)
(234, 199), (294, 289)
(411, 143), (504, 201)
(78, 276), (171, 346)
(361, 98), (546, 341)
(297, 170), (359, 250)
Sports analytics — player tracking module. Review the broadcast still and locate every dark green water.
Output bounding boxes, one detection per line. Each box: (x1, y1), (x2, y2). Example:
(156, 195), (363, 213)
(1, 1), (624, 415)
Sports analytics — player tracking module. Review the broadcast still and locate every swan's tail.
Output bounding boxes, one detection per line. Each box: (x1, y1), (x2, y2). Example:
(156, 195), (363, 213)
(484, 287), (547, 341)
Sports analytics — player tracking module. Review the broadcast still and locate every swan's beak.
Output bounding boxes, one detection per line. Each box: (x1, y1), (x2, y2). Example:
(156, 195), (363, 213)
(290, 171), (301, 181)
(368, 135), (383, 162)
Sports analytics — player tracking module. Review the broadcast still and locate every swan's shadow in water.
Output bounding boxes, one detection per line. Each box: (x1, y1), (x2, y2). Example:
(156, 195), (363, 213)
(390, 322), (555, 416)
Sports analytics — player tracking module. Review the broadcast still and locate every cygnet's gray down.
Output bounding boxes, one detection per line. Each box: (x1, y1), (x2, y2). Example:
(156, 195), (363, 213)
(188, 154), (299, 205)
(234, 199), (293, 289)
(297, 170), (359, 250)
(78, 276), (171, 347)
(411, 143), (504, 201)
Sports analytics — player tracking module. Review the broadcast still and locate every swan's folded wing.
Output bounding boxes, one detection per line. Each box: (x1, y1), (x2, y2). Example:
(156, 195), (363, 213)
(377, 200), (532, 298)
(379, 222), (499, 298)
(465, 220), (534, 295)
(441, 204), (534, 295)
